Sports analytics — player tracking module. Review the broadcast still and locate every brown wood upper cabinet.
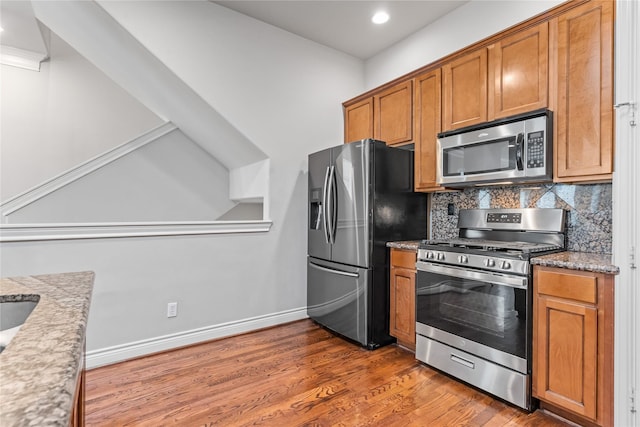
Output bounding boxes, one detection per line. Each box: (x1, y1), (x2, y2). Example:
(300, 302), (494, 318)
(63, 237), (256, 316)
(488, 22), (549, 120)
(375, 80), (413, 145)
(344, 97), (374, 143)
(442, 48), (488, 131)
(414, 68), (443, 191)
(344, 80), (413, 145)
(443, 23), (550, 132)
(552, 0), (614, 182)
(533, 265), (614, 427)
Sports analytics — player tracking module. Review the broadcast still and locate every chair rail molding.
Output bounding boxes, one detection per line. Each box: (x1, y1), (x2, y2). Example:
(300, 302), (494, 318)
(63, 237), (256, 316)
(0, 45), (48, 71)
(0, 220), (272, 242)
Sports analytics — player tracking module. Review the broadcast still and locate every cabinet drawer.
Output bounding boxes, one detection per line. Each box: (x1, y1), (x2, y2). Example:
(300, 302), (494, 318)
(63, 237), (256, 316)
(391, 249), (416, 269)
(536, 269), (597, 304)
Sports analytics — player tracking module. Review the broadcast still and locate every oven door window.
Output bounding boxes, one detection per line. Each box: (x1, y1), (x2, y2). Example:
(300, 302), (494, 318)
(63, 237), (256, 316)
(416, 268), (527, 359)
(442, 137), (516, 176)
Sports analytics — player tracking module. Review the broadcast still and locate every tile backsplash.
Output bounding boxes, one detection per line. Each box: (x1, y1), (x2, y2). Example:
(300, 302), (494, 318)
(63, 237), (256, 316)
(430, 183), (612, 254)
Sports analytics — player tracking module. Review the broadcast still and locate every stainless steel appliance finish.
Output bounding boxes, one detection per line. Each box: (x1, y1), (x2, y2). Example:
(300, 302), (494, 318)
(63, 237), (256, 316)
(307, 139), (427, 349)
(437, 109), (552, 187)
(415, 208), (566, 410)
(416, 334), (529, 408)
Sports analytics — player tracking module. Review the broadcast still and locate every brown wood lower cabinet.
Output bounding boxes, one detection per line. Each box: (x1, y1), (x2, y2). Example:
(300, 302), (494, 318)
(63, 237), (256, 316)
(389, 248), (417, 351)
(533, 265), (614, 427)
(70, 368), (85, 427)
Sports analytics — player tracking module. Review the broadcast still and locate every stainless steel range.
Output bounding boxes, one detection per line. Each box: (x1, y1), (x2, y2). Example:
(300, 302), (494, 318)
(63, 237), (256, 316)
(415, 208), (566, 410)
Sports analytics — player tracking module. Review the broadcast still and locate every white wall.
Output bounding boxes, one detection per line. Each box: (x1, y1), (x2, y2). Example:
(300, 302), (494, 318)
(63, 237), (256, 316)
(5, 129), (236, 223)
(0, 0), (363, 365)
(0, 31), (162, 202)
(364, 0), (564, 89)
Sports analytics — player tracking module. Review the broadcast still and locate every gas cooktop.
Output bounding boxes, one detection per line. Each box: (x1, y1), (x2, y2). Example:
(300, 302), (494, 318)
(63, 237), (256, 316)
(419, 238), (562, 255)
(417, 208), (567, 275)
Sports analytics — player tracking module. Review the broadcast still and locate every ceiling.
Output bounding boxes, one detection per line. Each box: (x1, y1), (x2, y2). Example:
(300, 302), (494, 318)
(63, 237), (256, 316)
(212, 1), (469, 60)
(0, 1), (468, 61)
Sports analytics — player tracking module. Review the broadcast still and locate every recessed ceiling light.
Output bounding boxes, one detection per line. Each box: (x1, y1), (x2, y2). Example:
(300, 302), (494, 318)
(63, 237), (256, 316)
(372, 11), (389, 25)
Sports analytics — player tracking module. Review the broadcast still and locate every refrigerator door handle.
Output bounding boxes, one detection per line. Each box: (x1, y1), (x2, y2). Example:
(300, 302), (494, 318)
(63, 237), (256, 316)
(309, 261), (359, 278)
(327, 165), (337, 244)
(329, 166), (338, 244)
(322, 166), (331, 244)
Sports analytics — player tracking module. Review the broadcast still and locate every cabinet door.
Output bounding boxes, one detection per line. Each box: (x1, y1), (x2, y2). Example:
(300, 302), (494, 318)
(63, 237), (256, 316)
(344, 97), (374, 143)
(374, 80), (413, 145)
(414, 69), (443, 192)
(488, 22), (549, 120)
(390, 249), (416, 349)
(442, 49), (487, 131)
(552, 0), (614, 181)
(534, 295), (598, 420)
(390, 265), (416, 349)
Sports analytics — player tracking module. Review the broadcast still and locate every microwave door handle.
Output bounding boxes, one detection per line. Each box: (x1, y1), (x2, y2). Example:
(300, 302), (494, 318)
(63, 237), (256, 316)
(516, 133), (524, 170)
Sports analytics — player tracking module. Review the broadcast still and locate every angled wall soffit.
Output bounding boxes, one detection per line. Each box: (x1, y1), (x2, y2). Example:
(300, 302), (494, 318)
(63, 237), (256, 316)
(28, 0), (267, 171)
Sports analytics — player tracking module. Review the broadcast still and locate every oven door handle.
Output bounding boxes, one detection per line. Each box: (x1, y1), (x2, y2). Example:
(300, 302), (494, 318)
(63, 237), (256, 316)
(416, 262), (528, 289)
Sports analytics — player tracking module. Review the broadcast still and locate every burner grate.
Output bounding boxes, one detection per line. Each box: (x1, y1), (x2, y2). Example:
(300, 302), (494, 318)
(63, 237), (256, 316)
(421, 238), (560, 254)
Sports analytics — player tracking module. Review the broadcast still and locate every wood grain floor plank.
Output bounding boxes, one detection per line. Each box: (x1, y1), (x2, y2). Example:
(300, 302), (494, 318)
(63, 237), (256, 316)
(85, 320), (569, 426)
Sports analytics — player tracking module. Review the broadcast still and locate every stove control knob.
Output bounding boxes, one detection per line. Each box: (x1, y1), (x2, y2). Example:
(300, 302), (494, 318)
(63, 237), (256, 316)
(484, 258), (496, 268)
(437, 252), (446, 261)
(501, 261), (511, 270)
(427, 251), (435, 260)
(457, 255), (468, 264)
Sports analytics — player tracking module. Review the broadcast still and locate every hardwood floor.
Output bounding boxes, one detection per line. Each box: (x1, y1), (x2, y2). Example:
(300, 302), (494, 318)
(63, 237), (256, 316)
(85, 320), (569, 426)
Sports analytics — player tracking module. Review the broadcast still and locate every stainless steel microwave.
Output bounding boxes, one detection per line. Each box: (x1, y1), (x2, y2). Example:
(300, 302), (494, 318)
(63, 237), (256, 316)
(437, 109), (552, 187)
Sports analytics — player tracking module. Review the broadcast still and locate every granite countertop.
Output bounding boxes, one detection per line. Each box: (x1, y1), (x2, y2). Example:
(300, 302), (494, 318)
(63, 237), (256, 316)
(386, 240), (421, 251)
(532, 252), (620, 275)
(0, 271), (94, 426)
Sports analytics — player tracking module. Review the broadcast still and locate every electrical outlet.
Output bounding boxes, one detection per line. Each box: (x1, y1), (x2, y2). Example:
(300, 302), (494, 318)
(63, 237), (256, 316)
(167, 302), (178, 318)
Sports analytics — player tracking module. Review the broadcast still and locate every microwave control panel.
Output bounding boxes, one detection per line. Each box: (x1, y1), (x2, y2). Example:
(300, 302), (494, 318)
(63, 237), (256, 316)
(526, 131), (545, 169)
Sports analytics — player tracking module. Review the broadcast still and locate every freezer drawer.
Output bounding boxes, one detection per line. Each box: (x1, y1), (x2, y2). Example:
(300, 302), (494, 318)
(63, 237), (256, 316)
(307, 257), (369, 346)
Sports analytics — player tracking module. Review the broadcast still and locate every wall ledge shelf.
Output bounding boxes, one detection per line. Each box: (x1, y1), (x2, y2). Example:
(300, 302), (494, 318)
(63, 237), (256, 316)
(0, 220), (272, 242)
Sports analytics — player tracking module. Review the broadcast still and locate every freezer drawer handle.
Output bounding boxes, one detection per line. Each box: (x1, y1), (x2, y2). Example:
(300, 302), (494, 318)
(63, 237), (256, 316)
(309, 261), (359, 278)
(450, 354), (475, 369)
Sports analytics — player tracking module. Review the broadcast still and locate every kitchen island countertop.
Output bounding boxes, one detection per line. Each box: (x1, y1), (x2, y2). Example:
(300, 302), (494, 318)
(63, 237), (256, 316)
(0, 271), (94, 426)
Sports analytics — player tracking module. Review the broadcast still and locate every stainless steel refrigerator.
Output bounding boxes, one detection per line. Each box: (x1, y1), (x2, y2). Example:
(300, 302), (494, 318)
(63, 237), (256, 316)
(307, 139), (428, 349)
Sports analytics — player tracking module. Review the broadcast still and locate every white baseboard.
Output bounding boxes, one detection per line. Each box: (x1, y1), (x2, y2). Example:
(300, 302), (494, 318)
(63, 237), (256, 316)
(85, 307), (308, 369)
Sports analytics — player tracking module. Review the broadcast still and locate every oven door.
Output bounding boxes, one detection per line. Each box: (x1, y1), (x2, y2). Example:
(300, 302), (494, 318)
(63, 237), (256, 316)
(415, 261), (530, 373)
